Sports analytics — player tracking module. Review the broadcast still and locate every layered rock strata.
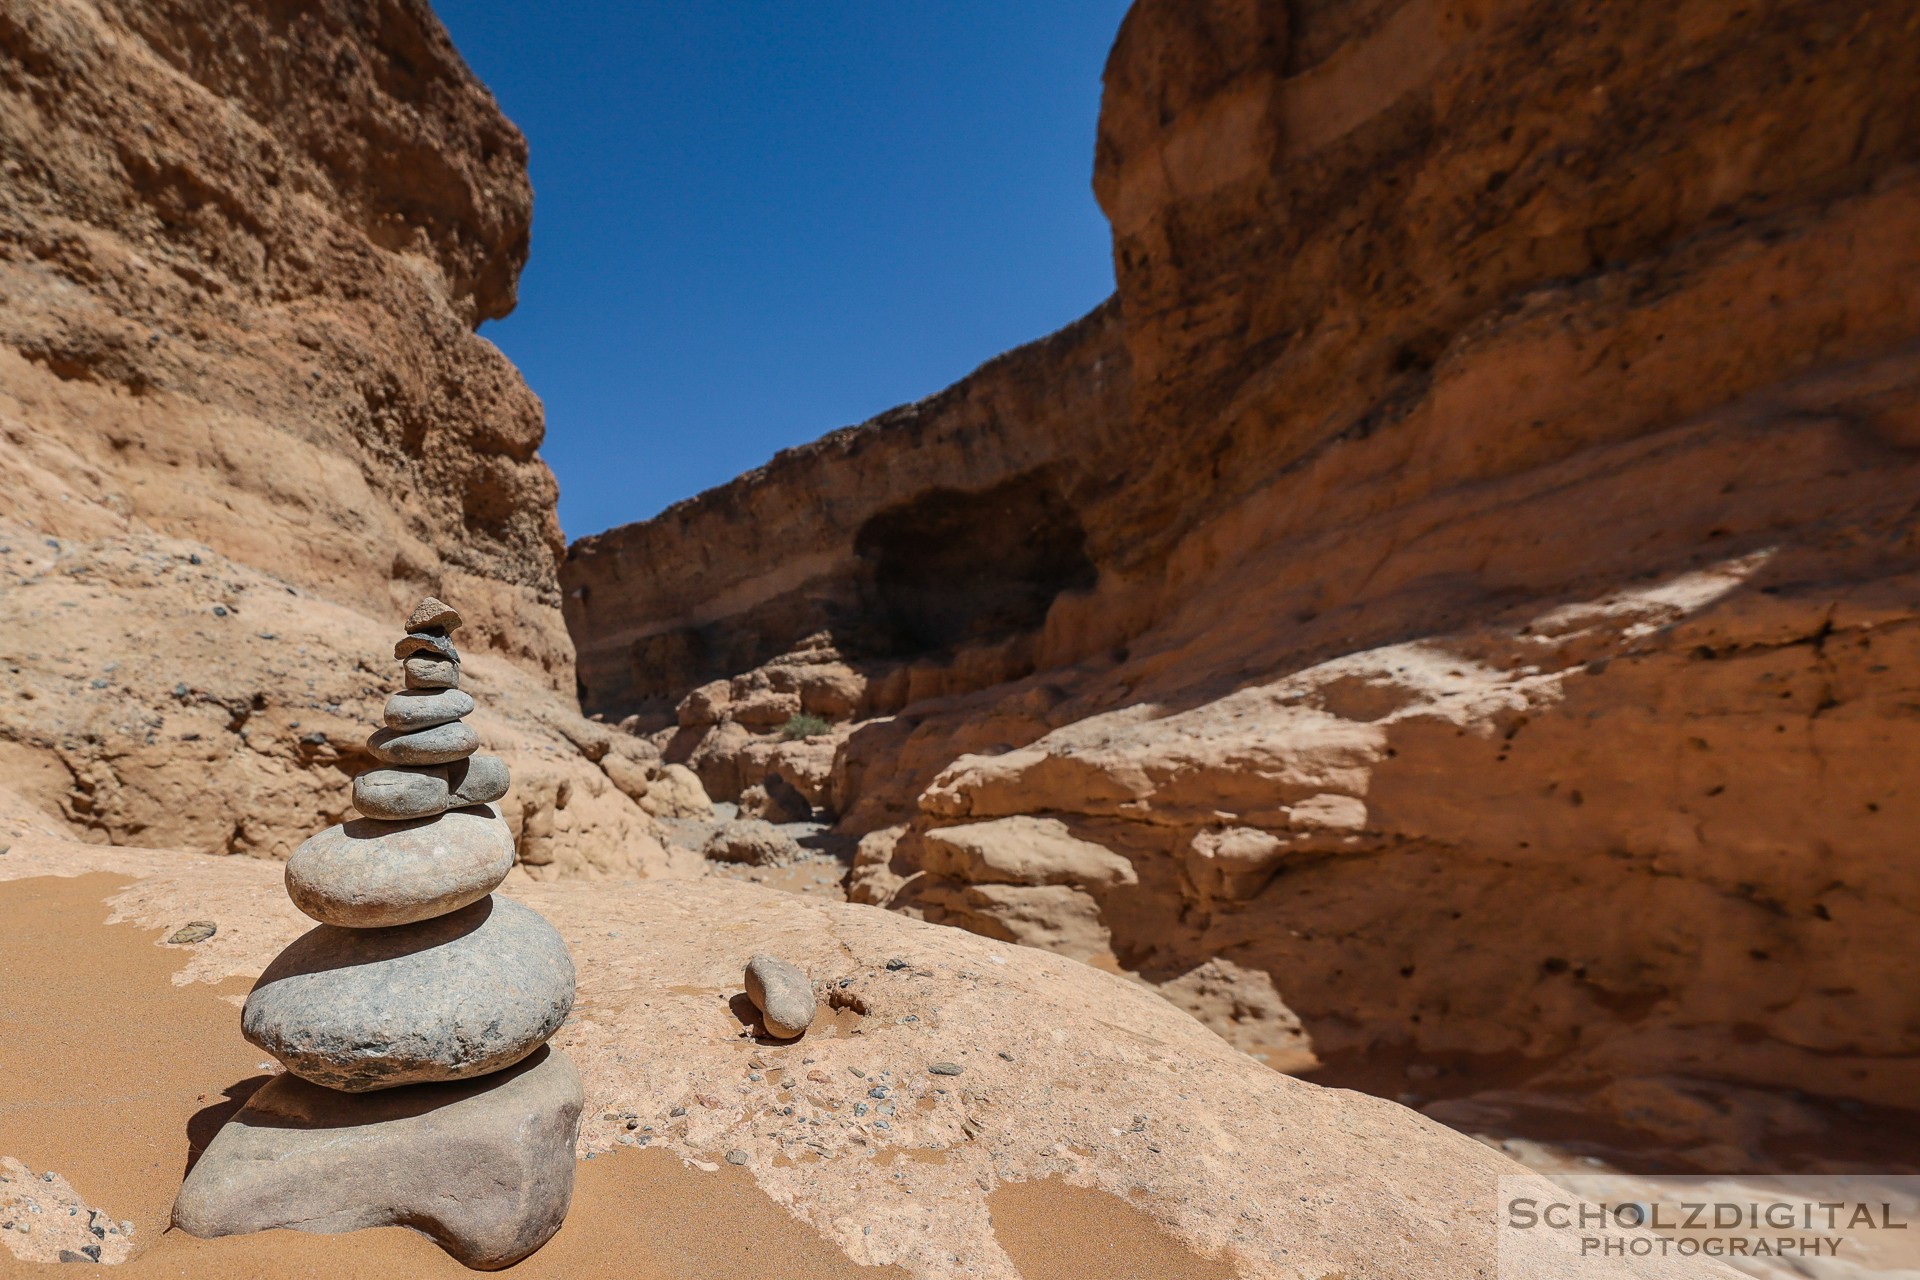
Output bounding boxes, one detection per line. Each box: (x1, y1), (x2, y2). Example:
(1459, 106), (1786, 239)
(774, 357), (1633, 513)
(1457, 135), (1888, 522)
(563, 0), (1920, 1162)
(0, 0), (677, 876)
(174, 600), (583, 1268)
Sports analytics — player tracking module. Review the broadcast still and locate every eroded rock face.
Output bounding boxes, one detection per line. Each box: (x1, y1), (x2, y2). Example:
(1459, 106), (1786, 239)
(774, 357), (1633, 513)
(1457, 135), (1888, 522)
(0, 0), (559, 668)
(0, 0), (684, 878)
(563, 0), (1920, 1154)
(0, 532), (682, 879)
(564, 311), (1130, 723)
(703, 819), (804, 868)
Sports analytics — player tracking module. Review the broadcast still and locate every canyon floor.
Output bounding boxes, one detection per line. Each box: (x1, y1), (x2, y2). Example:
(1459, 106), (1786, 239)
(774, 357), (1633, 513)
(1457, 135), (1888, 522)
(0, 866), (1228, 1279)
(5, 778), (1613, 1280)
(673, 798), (1920, 1184)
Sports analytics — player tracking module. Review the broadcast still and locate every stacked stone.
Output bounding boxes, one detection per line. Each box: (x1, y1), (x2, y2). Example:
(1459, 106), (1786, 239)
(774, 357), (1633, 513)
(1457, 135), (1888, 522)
(175, 599), (585, 1270)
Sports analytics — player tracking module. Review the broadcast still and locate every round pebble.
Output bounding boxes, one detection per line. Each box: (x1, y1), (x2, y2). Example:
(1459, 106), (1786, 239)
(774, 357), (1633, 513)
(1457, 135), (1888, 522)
(368, 721), (478, 766)
(448, 754), (511, 807)
(287, 806), (515, 927)
(384, 688), (475, 731)
(352, 766), (449, 821)
(744, 954), (817, 1039)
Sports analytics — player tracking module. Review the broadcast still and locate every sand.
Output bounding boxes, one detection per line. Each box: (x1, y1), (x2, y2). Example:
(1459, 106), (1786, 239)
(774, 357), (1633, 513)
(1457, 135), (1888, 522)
(0, 874), (1232, 1278)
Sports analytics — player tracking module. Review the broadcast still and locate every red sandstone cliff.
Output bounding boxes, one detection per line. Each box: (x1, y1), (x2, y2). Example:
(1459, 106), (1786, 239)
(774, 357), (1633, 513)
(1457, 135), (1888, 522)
(564, 0), (1920, 1166)
(0, 0), (677, 875)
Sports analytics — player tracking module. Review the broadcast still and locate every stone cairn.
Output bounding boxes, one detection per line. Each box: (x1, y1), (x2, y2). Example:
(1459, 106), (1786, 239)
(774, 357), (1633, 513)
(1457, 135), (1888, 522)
(175, 599), (584, 1270)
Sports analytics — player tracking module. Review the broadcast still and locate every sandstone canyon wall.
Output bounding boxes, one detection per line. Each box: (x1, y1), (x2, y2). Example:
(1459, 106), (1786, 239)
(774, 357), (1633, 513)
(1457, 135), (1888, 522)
(566, 0), (1920, 1167)
(0, 0), (679, 876)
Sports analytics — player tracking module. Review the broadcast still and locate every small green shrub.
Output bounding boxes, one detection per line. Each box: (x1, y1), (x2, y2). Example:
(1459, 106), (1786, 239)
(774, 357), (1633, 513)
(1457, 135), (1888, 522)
(779, 712), (832, 740)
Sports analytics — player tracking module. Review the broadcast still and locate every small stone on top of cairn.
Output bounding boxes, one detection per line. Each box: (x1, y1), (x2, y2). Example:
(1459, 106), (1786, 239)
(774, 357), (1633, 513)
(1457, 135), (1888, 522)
(354, 614), (505, 824)
(405, 596), (462, 634)
(397, 600), (464, 690)
(173, 600), (584, 1270)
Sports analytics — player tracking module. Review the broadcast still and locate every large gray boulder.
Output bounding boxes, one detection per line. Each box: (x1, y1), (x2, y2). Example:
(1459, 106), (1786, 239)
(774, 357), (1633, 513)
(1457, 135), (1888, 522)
(174, 1046), (583, 1270)
(243, 896), (574, 1091)
(286, 806), (515, 928)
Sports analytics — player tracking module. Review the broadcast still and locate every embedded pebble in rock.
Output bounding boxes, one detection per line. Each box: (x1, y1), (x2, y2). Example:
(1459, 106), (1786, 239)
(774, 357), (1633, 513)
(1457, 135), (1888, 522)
(448, 754), (511, 807)
(403, 656), (459, 689)
(383, 688), (475, 731)
(367, 721), (478, 766)
(0, 1158), (134, 1266)
(174, 1048), (580, 1270)
(405, 597), (463, 634)
(285, 807), (515, 927)
(351, 766), (449, 821)
(242, 896), (575, 1090)
(744, 954), (816, 1039)
(394, 633), (459, 663)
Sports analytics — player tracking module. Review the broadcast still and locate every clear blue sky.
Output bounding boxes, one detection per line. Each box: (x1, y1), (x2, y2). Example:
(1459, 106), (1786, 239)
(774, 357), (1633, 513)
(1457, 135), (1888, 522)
(432, 0), (1133, 540)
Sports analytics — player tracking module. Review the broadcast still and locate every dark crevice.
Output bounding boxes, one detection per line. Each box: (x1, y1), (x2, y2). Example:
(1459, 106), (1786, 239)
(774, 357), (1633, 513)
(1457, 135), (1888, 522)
(853, 470), (1096, 656)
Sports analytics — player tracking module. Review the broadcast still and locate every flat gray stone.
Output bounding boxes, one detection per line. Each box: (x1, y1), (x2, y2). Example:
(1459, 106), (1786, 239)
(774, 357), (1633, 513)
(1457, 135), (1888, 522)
(243, 896), (575, 1091)
(352, 765), (450, 821)
(744, 954), (816, 1039)
(449, 753), (511, 807)
(286, 806), (515, 927)
(384, 687), (474, 731)
(352, 757), (509, 821)
(404, 656), (459, 689)
(173, 1046), (581, 1270)
(367, 721), (478, 766)
(395, 632), (460, 662)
